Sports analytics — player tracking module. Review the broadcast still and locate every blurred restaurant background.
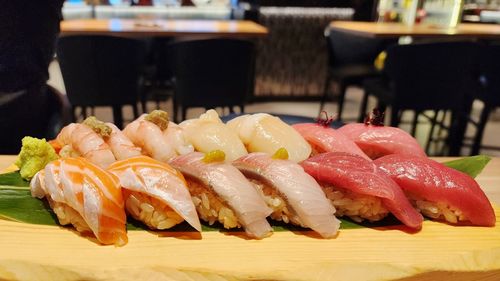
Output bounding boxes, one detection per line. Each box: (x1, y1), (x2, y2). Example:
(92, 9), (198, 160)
(14, 0), (500, 156)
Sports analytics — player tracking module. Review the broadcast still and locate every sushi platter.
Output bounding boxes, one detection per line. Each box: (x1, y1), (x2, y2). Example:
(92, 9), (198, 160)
(1, 110), (500, 281)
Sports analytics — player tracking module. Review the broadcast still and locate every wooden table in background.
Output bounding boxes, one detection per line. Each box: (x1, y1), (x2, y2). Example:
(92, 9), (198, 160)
(329, 21), (500, 39)
(60, 19), (268, 38)
(0, 156), (499, 281)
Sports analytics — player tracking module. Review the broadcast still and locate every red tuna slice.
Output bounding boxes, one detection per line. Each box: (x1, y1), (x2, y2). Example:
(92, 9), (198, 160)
(375, 154), (495, 226)
(337, 123), (426, 159)
(293, 123), (371, 161)
(301, 152), (423, 229)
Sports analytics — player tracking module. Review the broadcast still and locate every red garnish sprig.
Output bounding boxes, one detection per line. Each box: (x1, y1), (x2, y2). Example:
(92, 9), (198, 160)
(316, 111), (336, 127)
(364, 108), (385, 126)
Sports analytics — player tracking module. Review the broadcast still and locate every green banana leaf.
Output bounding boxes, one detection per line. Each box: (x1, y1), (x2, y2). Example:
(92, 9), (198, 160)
(0, 155), (491, 232)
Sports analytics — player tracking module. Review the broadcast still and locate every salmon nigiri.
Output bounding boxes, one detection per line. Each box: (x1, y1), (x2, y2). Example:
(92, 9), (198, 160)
(233, 151), (340, 238)
(226, 113), (311, 163)
(170, 151), (273, 239)
(293, 123), (371, 160)
(376, 154), (495, 226)
(301, 152), (423, 229)
(108, 156), (201, 232)
(30, 157), (127, 246)
(337, 110), (426, 159)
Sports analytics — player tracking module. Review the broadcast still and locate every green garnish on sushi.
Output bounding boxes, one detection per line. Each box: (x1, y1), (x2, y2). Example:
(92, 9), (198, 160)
(272, 148), (289, 160)
(15, 136), (59, 180)
(203, 150), (226, 163)
(145, 110), (169, 131)
(82, 116), (112, 139)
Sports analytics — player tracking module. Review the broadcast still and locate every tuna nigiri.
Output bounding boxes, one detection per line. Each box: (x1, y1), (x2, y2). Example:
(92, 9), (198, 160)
(293, 123), (371, 160)
(375, 154), (495, 226)
(337, 110), (426, 159)
(30, 157), (128, 246)
(170, 151), (273, 239)
(226, 113), (312, 163)
(108, 156), (202, 231)
(179, 110), (248, 162)
(233, 151), (340, 238)
(301, 152), (423, 229)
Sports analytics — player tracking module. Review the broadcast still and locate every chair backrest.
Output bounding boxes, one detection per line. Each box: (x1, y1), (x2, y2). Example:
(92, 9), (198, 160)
(479, 44), (500, 106)
(56, 35), (147, 107)
(384, 42), (480, 111)
(325, 27), (392, 67)
(168, 38), (255, 109)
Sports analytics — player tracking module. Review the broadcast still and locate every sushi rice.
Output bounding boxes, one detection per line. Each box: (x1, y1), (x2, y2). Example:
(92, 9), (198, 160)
(187, 179), (240, 229)
(48, 197), (92, 234)
(124, 190), (184, 230)
(322, 185), (389, 223)
(414, 199), (466, 224)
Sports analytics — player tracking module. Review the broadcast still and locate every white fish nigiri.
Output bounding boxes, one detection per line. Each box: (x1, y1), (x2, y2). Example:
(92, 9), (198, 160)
(169, 151), (273, 239)
(31, 157), (128, 246)
(233, 151), (340, 238)
(226, 113), (312, 163)
(179, 110), (248, 162)
(108, 156), (201, 231)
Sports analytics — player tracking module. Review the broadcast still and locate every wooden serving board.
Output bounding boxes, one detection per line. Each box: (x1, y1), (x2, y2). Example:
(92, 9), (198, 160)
(1, 156), (500, 281)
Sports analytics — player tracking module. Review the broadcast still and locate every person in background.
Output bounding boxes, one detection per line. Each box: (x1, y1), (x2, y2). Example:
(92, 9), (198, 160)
(0, 1), (65, 154)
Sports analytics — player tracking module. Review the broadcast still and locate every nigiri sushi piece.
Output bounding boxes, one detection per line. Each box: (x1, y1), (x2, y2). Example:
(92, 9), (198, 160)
(337, 111), (426, 159)
(233, 151), (340, 238)
(375, 154), (495, 226)
(105, 122), (142, 160)
(226, 113), (311, 163)
(124, 111), (177, 162)
(108, 156), (202, 231)
(301, 152), (423, 229)
(163, 121), (194, 156)
(179, 110), (247, 162)
(30, 157), (127, 246)
(293, 123), (371, 160)
(56, 123), (116, 168)
(170, 151), (273, 239)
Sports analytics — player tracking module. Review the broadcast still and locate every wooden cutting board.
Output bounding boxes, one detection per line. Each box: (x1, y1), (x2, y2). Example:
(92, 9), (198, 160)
(1, 156), (499, 281)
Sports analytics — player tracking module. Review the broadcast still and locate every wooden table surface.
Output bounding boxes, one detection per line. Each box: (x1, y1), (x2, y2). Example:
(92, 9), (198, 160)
(329, 21), (500, 39)
(60, 19), (268, 38)
(0, 156), (499, 281)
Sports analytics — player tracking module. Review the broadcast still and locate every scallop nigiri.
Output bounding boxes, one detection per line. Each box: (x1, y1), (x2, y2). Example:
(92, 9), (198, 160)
(301, 152), (423, 229)
(30, 157), (128, 246)
(108, 156), (201, 231)
(179, 110), (248, 162)
(337, 110), (426, 159)
(226, 113), (311, 163)
(375, 154), (495, 226)
(169, 151), (273, 239)
(293, 123), (370, 160)
(233, 151), (340, 238)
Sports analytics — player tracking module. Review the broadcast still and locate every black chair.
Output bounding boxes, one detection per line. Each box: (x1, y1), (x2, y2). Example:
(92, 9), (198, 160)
(168, 39), (255, 122)
(469, 44), (500, 155)
(57, 36), (147, 128)
(361, 42), (480, 156)
(319, 27), (394, 121)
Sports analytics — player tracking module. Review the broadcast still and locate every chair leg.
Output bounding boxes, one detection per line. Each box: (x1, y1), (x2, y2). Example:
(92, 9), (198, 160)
(90, 107), (95, 116)
(425, 110), (439, 155)
(319, 72), (331, 114)
(471, 105), (492, 156)
(82, 106), (88, 120)
(181, 107), (187, 122)
(112, 106), (124, 129)
(133, 104), (139, 119)
(72, 106), (78, 122)
(390, 107), (400, 127)
(240, 105), (245, 113)
(172, 94), (178, 123)
(336, 83), (348, 121)
(410, 110), (420, 137)
(358, 91), (370, 123)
